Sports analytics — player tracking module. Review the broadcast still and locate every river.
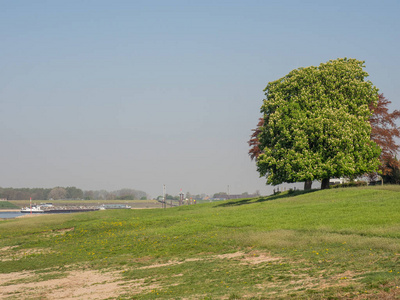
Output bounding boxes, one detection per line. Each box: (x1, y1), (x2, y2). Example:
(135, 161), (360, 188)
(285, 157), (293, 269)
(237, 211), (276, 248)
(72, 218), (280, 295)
(0, 211), (24, 219)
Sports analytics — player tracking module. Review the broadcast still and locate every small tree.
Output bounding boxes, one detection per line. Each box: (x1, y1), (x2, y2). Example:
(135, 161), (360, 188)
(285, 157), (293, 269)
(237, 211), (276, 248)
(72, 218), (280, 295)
(248, 118), (264, 161)
(254, 58), (381, 189)
(369, 94), (400, 178)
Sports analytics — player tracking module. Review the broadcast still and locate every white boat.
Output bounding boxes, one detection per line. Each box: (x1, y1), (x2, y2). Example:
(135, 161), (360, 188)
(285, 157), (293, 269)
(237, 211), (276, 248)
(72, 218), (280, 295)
(20, 205), (45, 213)
(100, 204), (132, 209)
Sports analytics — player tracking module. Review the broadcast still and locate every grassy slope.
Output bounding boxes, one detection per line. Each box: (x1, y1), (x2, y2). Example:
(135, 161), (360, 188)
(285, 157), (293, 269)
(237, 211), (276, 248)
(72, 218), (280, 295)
(0, 201), (19, 209)
(0, 186), (400, 299)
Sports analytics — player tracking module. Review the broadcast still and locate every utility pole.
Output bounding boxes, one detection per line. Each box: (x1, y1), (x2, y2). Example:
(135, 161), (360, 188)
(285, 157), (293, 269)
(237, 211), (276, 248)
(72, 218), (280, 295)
(179, 189), (184, 206)
(163, 184), (166, 209)
(227, 185), (230, 200)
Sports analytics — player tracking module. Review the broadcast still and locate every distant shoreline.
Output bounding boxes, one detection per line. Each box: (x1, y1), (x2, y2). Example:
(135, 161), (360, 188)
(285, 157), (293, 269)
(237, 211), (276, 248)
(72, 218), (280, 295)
(0, 209), (20, 212)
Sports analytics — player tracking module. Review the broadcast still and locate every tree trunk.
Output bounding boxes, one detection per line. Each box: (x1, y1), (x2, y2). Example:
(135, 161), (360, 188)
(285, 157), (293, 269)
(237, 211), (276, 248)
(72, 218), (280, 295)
(321, 178), (330, 189)
(304, 180), (312, 190)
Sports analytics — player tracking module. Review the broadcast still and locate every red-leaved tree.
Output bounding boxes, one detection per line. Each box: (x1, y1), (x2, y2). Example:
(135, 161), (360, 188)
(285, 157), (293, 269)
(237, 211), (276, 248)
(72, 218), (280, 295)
(369, 94), (400, 179)
(248, 118), (264, 161)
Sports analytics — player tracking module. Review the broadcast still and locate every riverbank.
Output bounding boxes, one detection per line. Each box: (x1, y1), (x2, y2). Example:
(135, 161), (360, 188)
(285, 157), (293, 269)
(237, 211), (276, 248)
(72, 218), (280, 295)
(0, 209), (20, 212)
(0, 211), (24, 219)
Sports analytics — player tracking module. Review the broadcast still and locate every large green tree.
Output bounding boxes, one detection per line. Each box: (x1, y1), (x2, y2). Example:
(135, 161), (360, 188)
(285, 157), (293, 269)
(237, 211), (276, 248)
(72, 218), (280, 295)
(256, 58), (381, 189)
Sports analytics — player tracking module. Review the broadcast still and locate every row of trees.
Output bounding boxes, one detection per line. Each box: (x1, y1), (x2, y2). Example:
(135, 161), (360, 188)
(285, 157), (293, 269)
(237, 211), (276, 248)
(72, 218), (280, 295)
(83, 189), (147, 200)
(0, 187), (147, 200)
(248, 58), (400, 189)
(0, 187), (83, 201)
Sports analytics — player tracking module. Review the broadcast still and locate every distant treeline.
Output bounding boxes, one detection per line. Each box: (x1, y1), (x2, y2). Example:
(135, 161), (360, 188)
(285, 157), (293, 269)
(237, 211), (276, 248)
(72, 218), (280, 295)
(0, 187), (147, 200)
(83, 189), (147, 200)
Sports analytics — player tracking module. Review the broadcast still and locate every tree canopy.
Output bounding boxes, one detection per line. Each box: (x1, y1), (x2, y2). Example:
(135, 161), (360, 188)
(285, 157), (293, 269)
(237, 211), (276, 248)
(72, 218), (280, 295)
(255, 58), (381, 189)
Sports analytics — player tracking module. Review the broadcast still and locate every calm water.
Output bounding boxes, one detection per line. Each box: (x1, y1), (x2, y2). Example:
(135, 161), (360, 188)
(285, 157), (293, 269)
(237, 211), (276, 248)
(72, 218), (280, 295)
(0, 211), (23, 219)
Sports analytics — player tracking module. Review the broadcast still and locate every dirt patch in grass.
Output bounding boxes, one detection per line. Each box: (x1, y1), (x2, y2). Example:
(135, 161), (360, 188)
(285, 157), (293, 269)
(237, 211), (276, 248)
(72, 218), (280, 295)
(0, 269), (159, 299)
(54, 227), (74, 233)
(0, 270), (34, 284)
(241, 250), (281, 265)
(42, 227), (75, 238)
(0, 246), (18, 252)
(353, 283), (400, 299)
(138, 261), (185, 269)
(0, 247), (53, 262)
(138, 251), (281, 270)
(215, 251), (245, 259)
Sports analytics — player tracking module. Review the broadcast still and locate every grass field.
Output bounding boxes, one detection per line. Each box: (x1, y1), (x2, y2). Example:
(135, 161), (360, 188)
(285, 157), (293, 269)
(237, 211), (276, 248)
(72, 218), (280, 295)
(1, 186), (400, 299)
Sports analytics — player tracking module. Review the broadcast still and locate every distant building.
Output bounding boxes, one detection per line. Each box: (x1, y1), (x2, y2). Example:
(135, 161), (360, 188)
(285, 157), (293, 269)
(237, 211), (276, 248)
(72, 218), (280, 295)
(329, 178), (349, 185)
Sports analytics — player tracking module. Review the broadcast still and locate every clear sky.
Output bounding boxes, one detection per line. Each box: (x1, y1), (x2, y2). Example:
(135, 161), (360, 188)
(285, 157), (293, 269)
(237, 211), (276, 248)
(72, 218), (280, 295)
(1, 0), (399, 198)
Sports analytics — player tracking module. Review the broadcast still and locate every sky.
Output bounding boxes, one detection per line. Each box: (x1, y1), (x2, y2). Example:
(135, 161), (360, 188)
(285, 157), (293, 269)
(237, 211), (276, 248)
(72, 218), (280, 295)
(1, 0), (399, 198)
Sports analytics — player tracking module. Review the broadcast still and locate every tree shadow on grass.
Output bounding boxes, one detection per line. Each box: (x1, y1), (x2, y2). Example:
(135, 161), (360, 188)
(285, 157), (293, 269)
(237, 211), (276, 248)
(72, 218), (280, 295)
(214, 189), (319, 208)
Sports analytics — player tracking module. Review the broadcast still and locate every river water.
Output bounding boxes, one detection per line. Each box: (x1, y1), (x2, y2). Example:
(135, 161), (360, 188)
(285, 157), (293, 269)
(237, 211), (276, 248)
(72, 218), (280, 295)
(0, 211), (24, 219)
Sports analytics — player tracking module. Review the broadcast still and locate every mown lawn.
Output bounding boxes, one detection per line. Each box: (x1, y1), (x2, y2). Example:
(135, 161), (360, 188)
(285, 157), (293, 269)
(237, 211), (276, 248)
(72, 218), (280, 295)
(1, 186), (400, 299)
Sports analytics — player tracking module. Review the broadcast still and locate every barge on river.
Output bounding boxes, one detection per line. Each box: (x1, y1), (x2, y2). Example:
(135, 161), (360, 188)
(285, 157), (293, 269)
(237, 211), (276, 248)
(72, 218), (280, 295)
(20, 204), (101, 214)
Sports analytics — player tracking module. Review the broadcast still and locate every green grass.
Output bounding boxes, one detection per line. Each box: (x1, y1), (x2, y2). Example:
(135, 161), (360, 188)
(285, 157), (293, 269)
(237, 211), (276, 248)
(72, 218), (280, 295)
(0, 201), (19, 209)
(1, 186), (400, 299)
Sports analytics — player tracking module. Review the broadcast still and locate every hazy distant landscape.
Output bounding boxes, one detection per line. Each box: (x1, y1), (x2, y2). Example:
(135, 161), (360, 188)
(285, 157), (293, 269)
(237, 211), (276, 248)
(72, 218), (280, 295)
(0, 187), (148, 201)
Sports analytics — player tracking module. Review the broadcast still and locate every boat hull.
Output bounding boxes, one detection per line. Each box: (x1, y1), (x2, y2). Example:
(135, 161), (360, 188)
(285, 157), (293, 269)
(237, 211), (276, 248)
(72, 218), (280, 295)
(44, 209), (100, 214)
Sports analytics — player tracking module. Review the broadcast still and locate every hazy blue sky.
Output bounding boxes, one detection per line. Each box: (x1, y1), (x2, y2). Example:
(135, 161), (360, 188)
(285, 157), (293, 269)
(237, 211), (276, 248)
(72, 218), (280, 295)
(1, 0), (399, 198)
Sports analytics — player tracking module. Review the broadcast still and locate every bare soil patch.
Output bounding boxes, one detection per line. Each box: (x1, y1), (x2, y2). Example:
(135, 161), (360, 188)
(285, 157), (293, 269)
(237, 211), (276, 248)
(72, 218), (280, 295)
(241, 250), (281, 264)
(0, 247), (53, 262)
(0, 269), (157, 300)
(138, 251), (281, 270)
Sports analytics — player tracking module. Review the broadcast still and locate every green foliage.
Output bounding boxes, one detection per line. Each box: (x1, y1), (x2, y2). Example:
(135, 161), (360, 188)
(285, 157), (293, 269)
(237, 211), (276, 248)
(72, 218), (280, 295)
(65, 186), (84, 199)
(116, 195), (135, 200)
(0, 187), (52, 200)
(165, 194), (179, 200)
(257, 58), (381, 186)
(0, 186), (84, 200)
